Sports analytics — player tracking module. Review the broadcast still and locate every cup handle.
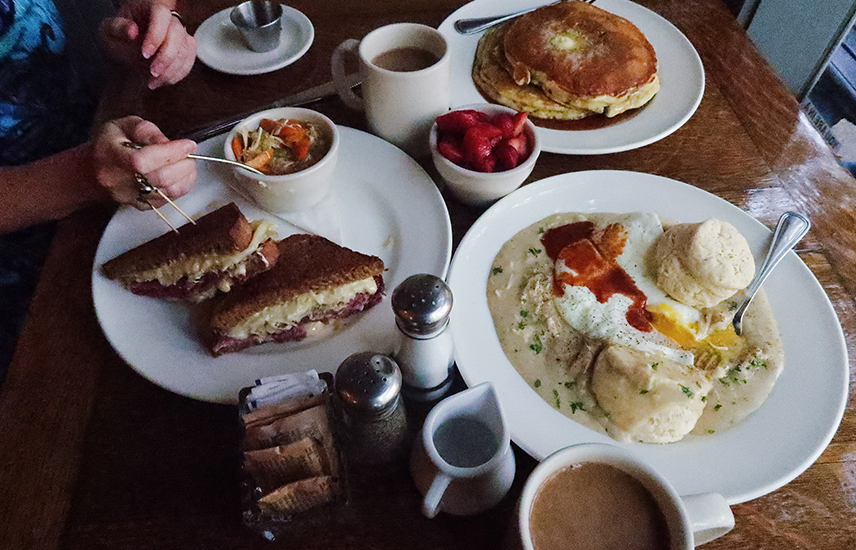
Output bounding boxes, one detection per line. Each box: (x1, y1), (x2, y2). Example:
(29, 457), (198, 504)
(421, 472), (451, 519)
(681, 493), (735, 546)
(331, 39), (364, 110)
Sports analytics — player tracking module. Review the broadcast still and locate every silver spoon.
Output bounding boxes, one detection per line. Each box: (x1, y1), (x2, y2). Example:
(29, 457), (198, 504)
(121, 141), (266, 176)
(453, 0), (591, 35)
(732, 211), (810, 335)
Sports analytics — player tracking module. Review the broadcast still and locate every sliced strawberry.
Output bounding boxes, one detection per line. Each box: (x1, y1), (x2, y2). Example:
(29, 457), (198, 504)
(436, 110), (488, 135)
(491, 113), (515, 138)
(473, 154), (496, 173)
(437, 136), (465, 165)
(505, 134), (530, 156)
(463, 124), (502, 169)
(510, 112), (529, 136)
(495, 141), (521, 171)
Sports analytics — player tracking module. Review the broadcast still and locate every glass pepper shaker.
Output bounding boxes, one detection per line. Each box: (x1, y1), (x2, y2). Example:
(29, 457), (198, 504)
(334, 352), (409, 467)
(391, 274), (454, 402)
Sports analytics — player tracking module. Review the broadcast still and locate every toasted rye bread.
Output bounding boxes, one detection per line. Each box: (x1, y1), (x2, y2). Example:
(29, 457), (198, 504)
(102, 202), (253, 280)
(209, 234), (385, 332)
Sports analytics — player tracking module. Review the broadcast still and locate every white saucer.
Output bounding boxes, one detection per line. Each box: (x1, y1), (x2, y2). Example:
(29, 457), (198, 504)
(194, 6), (314, 75)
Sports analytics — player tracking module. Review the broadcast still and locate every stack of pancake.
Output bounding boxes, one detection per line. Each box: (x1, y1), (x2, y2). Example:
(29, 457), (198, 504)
(473, 0), (660, 120)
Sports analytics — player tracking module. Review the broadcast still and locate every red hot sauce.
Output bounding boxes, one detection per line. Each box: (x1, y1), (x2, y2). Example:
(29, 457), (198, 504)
(541, 222), (653, 333)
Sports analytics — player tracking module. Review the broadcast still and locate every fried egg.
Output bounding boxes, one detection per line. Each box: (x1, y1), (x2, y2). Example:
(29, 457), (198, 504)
(552, 212), (705, 366)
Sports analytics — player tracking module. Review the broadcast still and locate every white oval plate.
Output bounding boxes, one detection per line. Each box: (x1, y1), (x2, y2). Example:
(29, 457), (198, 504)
(93, 127), (452, 403)
(194, 6), (314, 75)
(439, 0), (705, 154)
(448, 171), (848, 503)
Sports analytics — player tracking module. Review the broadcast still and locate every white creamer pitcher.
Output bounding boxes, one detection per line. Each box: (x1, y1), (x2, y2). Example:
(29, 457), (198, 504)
(410, 382), (516, 518)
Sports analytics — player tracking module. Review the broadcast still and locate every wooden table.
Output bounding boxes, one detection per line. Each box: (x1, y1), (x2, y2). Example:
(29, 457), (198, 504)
(2, 0), (855, 548)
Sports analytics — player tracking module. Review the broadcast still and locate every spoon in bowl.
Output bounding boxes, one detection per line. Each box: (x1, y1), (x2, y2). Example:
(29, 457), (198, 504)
(731, 211), (810, 336)
(121, 141), (266, 176)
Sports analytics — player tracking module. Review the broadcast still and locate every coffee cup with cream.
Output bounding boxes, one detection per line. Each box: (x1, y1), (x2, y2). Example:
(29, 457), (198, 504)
(331, 23), (450, 158)
(517, 443), (734, 550)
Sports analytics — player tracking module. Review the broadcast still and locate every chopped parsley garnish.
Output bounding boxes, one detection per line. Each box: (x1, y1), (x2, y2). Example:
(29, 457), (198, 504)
(749, 358), (768, 370)
(651, 362), (659, 370)
(679, 384), (694, 398)
(714, 404), (722, 411)
(491, 266), (503, 275)
(528, 247), (542, 257)
(563, 380), (576, 388)
(570, 401), (586, 413)
(529, 334), (544, 354)
(640, 390), (649, 395)
(553, 389), (561, 408)
(520, 310), (529, 318)
(533, 379), (542, 388)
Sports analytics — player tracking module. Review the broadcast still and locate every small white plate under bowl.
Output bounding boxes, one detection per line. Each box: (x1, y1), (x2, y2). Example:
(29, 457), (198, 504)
(194, 5), (314, 75)
(439, 0), (705, 154)
(448, 170), (848, 504)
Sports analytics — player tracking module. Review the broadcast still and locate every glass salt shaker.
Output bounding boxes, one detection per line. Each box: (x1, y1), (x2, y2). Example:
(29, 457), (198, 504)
(334, 352), (409, 467)
(391, 274), (454, 402)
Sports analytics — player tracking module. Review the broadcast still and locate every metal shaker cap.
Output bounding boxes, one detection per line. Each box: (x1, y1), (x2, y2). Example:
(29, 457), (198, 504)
(334, 352), (402, 419)
(392, 274), (453, 337)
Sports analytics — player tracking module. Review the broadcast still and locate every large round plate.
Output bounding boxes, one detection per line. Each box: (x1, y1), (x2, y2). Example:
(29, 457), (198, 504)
(448, 171), (848, 503)
(93, 127), (452, 404)
(439, 0), (705, 154)
(194, 6), (314, 75)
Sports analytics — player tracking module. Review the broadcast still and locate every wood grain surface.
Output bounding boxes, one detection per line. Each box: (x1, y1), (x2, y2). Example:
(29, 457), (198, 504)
(1, 1), (854, 549)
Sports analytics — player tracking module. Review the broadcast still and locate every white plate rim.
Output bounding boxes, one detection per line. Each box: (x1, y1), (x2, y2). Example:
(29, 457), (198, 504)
(92, 126), (452, 404)
(447, 170), (849, 503)
(194, 6), (314, 76)
(438, 0), (706, 155)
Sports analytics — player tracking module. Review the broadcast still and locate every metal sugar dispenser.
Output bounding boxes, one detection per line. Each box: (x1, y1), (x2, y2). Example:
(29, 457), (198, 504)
(334, 353), (409, 467)
(391, 274), (454, 402)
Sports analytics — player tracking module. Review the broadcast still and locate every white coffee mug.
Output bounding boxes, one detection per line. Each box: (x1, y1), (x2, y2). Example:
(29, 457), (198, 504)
(517, 443), (734, 549)
(331, 23), (450, 157)
(410, 382), (516, 518)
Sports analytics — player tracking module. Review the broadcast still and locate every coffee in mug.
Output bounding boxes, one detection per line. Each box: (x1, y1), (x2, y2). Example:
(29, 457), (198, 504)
(517, 443), (734, 550)
(529, 462), (670, 550)
(372, 47), (440, 72)
(331, 23), (450, 157)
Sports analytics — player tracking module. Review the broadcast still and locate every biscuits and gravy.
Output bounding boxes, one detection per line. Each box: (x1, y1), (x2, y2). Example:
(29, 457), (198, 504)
(486, 212), (783, 443)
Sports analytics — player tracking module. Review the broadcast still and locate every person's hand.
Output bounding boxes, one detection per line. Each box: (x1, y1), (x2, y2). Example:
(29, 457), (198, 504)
(91, 116), (197, 210)
(100, 0), (196, 89)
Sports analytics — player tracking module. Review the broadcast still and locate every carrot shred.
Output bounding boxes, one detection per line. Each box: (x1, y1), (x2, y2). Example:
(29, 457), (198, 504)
(258, 119), (279, 133)
(245, 148), (273, 170)
(231, 136), (243, 160)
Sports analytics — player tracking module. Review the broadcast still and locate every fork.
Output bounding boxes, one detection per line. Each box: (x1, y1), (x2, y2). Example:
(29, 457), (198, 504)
(453, 0), (594, 35)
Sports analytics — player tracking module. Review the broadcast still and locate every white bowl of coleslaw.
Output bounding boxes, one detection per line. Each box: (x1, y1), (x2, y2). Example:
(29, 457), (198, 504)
(224, 107), (339, 213)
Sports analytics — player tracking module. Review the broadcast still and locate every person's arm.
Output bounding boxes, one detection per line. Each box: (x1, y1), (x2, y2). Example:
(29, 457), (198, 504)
(0, 117), (196, 234)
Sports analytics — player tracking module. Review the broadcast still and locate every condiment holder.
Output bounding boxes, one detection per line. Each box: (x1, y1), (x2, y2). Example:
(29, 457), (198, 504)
(410, 382), (515, 518)
(237, 371), (349, 541)
(334, 352), (410, 468)
(230, 0), (283, 52)
(392, 274), (455, 402)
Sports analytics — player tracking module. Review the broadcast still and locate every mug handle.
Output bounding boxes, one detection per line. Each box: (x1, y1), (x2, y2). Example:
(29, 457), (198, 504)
(421, 472), (451, 519)
(681, 493), (735, 545)
(331, 39), (364, 110)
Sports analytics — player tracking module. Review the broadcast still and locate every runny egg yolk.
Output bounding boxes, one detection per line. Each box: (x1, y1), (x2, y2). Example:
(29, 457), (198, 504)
(648, 302), (743, 362)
